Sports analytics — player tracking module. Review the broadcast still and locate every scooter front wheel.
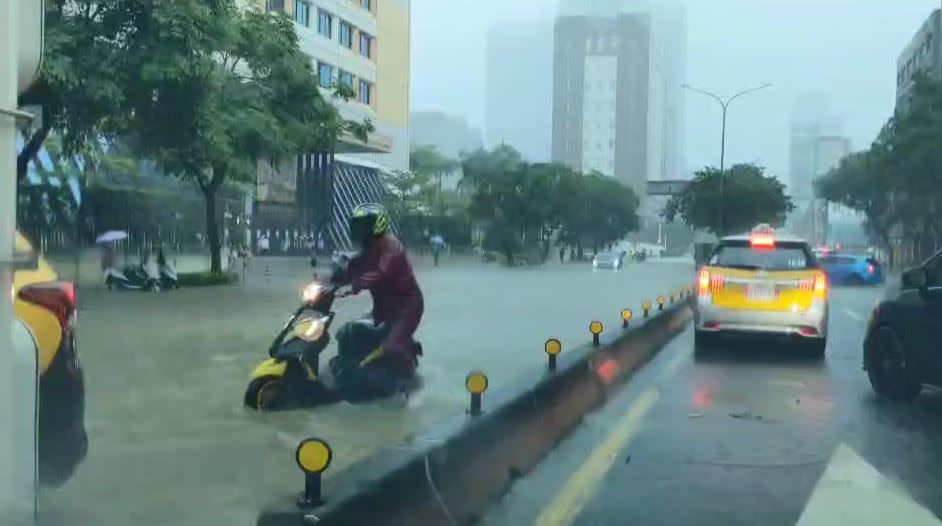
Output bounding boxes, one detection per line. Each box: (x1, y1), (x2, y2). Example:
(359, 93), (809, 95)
(245, 376), (285, 411)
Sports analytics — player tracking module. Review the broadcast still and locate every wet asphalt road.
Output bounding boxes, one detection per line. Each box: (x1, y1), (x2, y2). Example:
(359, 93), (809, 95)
(484, 285), (942, 526)
(37, 256), (692, 526)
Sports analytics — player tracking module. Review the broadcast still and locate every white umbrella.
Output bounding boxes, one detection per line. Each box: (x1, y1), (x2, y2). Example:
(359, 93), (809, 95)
(95, 230), (128, 244)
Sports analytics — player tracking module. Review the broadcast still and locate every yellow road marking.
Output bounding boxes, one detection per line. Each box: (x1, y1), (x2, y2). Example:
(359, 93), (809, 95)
(536, 388), (660, 526)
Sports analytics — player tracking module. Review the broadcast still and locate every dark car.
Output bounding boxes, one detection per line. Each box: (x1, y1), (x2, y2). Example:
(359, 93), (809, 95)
(863, 249), (942, 401)
(818, 253), (884, 286)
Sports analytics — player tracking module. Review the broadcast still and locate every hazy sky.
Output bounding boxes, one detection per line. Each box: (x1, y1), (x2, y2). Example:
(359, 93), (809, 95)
(411, 0), (940, 182)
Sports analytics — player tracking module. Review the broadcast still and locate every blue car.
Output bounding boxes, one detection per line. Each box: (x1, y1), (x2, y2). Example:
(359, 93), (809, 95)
(818, 253), (885, 286)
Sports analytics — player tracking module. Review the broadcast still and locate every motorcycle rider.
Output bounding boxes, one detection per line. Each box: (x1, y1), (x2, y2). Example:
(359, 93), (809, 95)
(330, 203), (424, 394)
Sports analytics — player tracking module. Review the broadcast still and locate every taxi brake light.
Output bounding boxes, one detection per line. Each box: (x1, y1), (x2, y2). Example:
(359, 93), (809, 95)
(867, 264), (875, 274)
(750, 234), (775, 248)
(813, 272), (827, 298)
(698, 269), (710, 295)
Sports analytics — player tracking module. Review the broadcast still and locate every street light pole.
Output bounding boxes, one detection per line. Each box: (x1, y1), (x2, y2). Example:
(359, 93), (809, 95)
(683, 82), (771, 236)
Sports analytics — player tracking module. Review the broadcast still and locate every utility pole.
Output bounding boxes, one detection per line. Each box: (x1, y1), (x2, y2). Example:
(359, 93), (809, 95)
(2, 1), (44, 521)
(683, 82), (772, 236)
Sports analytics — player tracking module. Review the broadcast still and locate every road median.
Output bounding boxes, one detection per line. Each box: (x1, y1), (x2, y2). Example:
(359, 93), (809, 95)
(258, 296), (694, 526)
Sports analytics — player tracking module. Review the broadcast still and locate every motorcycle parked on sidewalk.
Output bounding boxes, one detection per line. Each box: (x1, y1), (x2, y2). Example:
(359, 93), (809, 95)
(158, 263), (178, 290)
(243, 253), (421, 411)
(103, 264), (162, 292)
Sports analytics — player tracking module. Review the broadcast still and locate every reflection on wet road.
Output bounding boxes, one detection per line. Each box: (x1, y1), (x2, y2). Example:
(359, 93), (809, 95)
(38, 257), (691, 526)
(484, 286), (942, 526)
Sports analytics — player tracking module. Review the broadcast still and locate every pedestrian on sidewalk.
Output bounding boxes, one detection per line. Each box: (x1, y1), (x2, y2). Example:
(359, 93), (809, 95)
(559, 245), (566, 263)
(430, 234), (445, 267)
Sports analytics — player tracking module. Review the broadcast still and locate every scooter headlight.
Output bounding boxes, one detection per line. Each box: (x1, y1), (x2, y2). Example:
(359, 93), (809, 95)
(300, 283), (322, 304)
(294, 316), (328, 342)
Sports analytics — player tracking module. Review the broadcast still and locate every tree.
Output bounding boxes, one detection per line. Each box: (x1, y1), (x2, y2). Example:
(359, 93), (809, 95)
(461, 147), (640, 263)
(410, 145), (459, 218)
(663, 164), (793, 236)
(120, 2), (368, 274)
(17, 0), (130, 181)
(815, 150), (897, 263)
(815, 74), (942, 263)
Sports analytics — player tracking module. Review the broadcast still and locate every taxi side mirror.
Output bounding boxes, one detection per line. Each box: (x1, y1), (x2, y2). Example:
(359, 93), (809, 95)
(310, 257), (318, 268)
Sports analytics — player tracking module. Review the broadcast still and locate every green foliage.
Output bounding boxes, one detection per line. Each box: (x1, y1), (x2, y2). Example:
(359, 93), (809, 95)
(461, 146), (641, 263)
(17, 0), (132, 180)
(177, 271), (238, 287)
(663, 164), (793, 236)
(815, 74), (942, 261)
(382, 169), (436, 219)
(115, 2), (370, 274)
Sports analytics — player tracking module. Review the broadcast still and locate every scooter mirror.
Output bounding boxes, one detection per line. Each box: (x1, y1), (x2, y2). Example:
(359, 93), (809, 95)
(310, 257), (318, 268)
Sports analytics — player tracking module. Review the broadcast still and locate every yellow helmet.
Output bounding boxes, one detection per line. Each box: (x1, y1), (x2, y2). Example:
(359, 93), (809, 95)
(349, 203), (390, 244)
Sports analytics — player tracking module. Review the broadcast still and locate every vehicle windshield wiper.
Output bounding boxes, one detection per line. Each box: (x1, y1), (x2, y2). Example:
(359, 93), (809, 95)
(723, 264), (763, 270)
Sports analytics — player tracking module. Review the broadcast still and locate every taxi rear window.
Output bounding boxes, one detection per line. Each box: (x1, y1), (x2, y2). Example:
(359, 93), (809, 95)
(709, 241), (814, 271)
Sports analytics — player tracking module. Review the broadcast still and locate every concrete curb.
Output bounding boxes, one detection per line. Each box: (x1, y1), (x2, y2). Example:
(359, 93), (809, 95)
(258, 298), (694, 526)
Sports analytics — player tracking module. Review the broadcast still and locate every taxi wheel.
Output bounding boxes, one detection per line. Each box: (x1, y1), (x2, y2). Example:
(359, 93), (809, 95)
(846, 275), (864, 286)
(806, 339), (826, 358)
(694, 331), (716, 351)
(867, 326), (921, 402)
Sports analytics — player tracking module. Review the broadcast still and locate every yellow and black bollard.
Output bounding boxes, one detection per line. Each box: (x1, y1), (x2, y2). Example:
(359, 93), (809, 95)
(642, 300), (652, 318)
(589, 321), (604, 346)
(669, 291), (676, 303)
(545, 338), (562, 372)
(657, 296), (666, 311)
(466, 371), (489, 415)
(621, 308), (633, 329)
(295, 437), (332, 508)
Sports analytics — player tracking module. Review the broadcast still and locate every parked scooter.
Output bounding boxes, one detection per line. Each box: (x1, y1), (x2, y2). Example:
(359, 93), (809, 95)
(158, 263), (178, 290)
(243, 253), (421, 411)
(103, 263), (162, 291)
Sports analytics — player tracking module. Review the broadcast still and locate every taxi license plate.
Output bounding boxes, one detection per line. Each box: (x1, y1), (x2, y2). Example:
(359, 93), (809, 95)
(747, 284), (776, 302)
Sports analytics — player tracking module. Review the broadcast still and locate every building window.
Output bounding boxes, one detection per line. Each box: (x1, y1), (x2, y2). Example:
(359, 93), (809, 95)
(358, 80), (372, 104)
(339, 21), (353, 48)
(359, 32), (373, 58)
(317, 9), (333, 38)
(339, 70), (354, 89)
(293, 0), (310, 26)
(317, 62), (333, 88)
(360, 0), (371, 10)
(265, 0), (285, 12)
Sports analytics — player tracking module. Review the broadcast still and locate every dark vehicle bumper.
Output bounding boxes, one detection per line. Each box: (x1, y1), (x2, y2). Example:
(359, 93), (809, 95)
(38, 330), (87, 486)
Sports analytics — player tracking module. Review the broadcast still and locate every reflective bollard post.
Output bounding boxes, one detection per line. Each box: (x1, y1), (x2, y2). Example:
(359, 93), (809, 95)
(621, 308), (633, 329)
(466, 371), (489, 415)
(545, 338), (562, 372)
(590, 321), (603, 346)
(295, 437), (332, 508)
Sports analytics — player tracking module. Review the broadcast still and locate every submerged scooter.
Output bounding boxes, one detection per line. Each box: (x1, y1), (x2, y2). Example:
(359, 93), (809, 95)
(244, 254), (421, 411)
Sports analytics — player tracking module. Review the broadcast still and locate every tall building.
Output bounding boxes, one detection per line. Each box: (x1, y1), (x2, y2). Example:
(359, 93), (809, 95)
(485, 22), (555, 162)
(896, 9), (941, 111)
(787, 94), (842, 201)
(252, 0), (411, 250)
(551, 0), (686, 202)
(410, 111), (483, 159)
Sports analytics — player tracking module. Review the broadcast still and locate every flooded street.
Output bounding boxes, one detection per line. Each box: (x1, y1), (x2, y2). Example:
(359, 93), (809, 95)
(38, 257), (691, 525)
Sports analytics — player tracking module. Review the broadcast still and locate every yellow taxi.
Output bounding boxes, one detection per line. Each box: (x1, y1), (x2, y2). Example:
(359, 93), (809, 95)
(14, 232), (87, 486)
(694, 225), (829, 355)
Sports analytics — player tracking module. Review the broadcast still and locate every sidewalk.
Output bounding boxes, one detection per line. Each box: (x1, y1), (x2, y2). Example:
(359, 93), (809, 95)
(46, 249), (228, 288)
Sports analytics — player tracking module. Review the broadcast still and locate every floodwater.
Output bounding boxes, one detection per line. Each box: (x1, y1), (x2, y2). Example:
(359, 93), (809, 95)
(37, 255), (691, 525)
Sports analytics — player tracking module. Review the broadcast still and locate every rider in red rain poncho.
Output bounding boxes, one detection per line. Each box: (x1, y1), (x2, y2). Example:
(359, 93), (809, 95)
(332, 203), (424, 378)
